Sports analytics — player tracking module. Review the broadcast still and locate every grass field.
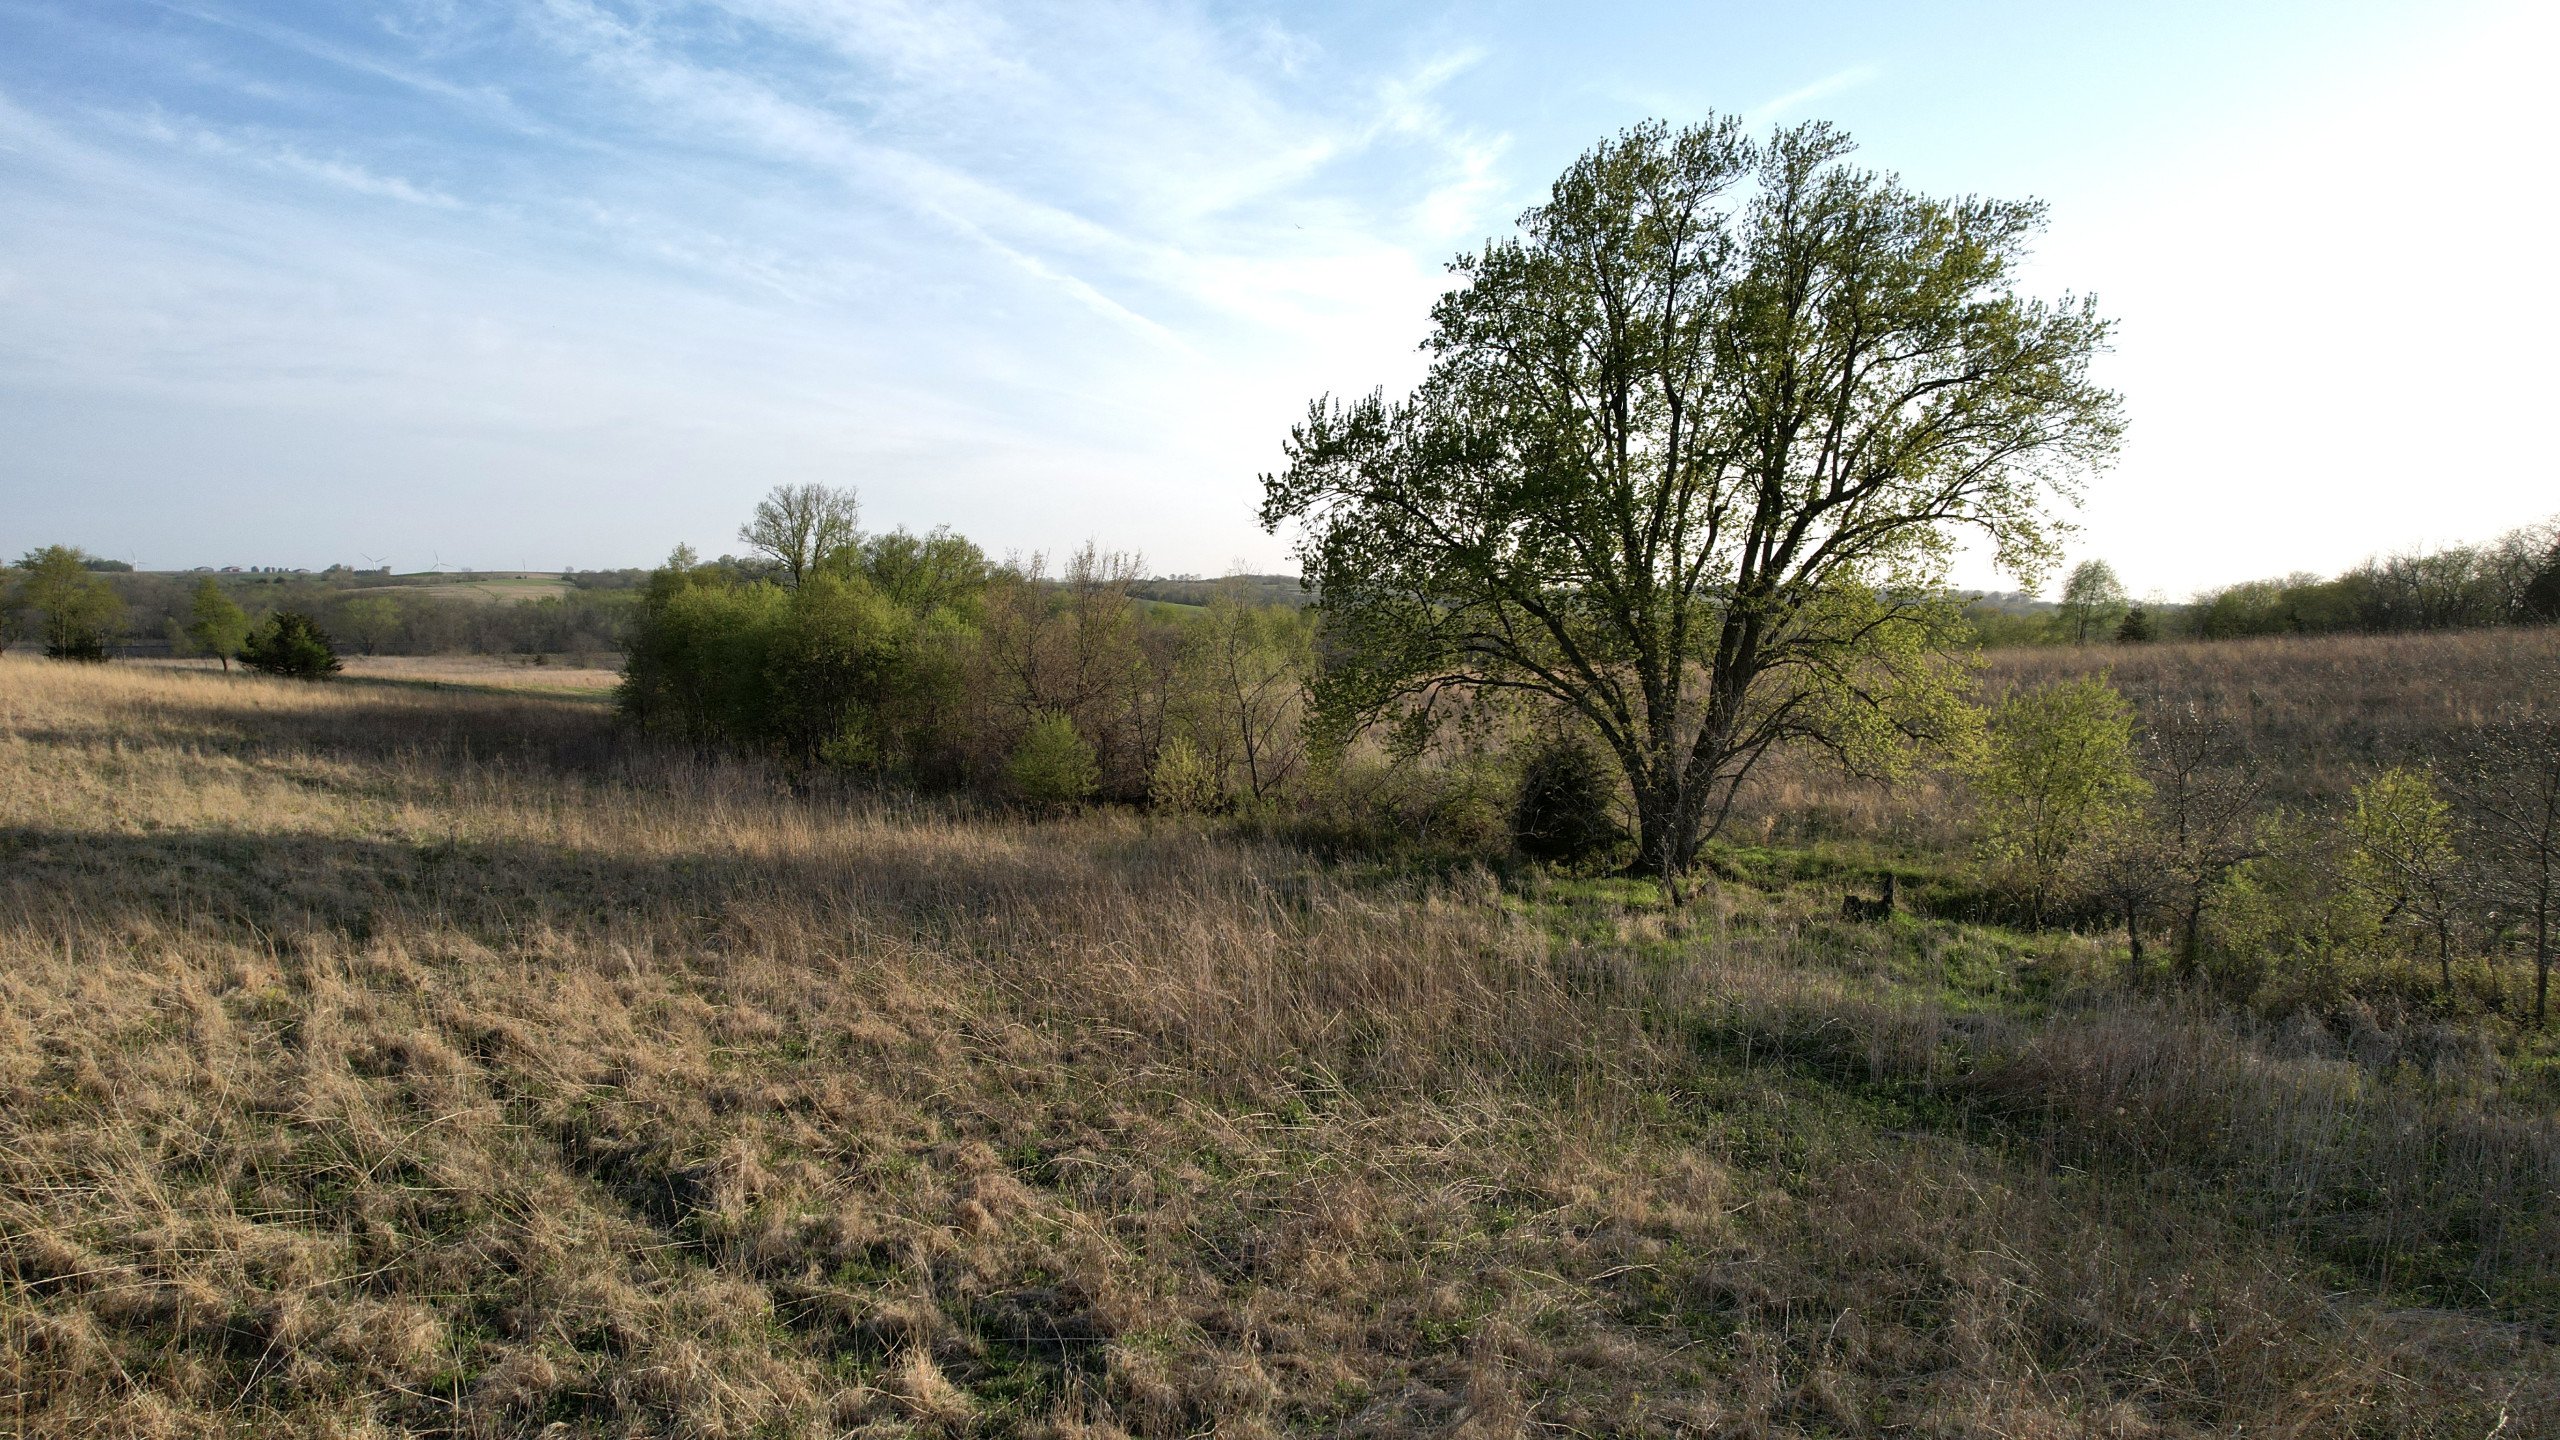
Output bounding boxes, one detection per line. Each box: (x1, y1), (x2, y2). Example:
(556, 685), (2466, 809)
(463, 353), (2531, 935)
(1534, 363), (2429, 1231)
(137, 655), (624, 699)
(1736, 626), (2560, 849)
(393, 576), (576, 605)
(2, 654), (2554, 1437)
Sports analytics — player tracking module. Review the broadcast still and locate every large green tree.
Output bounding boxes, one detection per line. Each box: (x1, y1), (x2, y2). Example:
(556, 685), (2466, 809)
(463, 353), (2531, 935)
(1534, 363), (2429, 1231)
(1261, 118), (2123, 873)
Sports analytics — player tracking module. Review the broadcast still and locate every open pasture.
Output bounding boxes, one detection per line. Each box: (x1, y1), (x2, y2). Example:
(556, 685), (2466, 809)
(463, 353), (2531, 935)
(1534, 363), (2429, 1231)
(1, 656), (2553, 1436)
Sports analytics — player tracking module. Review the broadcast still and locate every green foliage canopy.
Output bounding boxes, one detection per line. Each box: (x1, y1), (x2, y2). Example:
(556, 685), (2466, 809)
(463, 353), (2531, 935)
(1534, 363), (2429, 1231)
(2057, 560), (2127, 644)
(619, 529), (991, 780)
(1261, 116), (2122, 872)
(182, 578), (251, 670)
(1971, 674), (2147, 923)
(739, 483), (862, 587)
(12, 545), (127, 661)
(1010, 711), (1100, 811)
(2344, 765), (2463, 988)
(239, 611), (343, 679)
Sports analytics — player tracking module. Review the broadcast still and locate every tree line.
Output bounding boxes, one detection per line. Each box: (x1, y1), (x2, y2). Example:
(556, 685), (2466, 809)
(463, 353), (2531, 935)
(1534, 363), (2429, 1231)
(619, 484), (1315, 813)
(0, 546), (354, 676)
(1967, 522), (2560, 649)
(0, 552), (639, 661)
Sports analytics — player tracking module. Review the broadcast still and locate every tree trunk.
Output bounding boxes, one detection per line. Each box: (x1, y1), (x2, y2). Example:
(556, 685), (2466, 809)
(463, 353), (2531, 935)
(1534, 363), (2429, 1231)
(2124, 898), (2144, 967)
(1630, 770), (1706, 880)
(2535, 895), (2551, 1029)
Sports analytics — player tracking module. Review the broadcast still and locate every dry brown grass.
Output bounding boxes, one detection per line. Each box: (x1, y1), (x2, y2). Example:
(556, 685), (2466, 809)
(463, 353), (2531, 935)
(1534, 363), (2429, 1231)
(1990, 627), (2560, 801)
(135, 654), (624, 697)
(1736, 625), (2560, 846)
(1, 656), (2552, 1437)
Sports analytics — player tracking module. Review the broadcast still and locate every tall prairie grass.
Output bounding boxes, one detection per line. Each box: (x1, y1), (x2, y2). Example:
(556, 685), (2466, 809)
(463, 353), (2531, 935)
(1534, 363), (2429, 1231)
(1735, 624), (2560, 847)
(1, 657), (2551, 1437)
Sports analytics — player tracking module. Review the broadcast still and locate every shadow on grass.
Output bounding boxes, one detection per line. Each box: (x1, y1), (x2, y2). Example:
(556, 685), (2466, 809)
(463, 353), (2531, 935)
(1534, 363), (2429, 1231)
(18, 682), (631, 786)
(329, 670), (621, 706)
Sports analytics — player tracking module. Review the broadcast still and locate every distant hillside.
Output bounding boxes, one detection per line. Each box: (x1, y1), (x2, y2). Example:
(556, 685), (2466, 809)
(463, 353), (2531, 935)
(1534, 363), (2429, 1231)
(1129, 573), (1310, 608)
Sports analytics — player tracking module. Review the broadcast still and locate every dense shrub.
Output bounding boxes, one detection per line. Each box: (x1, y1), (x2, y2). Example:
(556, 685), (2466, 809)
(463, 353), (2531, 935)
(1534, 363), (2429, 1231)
(617, 538), (982, 780)
(619, 503), (1315, 814)
(1971, 675), (2147, 924)
(1147, 735), (1220, 814)
(1512, 732), (1620, 864)
(238, 611), (342, 679)
(10, 546), (124, 661)
(1009, 712), (1099, 810)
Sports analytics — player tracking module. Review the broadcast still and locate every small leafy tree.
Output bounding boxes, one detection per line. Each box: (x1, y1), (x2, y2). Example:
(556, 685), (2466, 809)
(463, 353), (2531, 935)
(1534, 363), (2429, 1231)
(239, 611), (343, 679)
(1009, 712), (1099, 812)
(1173, 584), (1312, 804)
(181, 578), (251, 671)
(762, 570), (909, 766)
(618, 548), (788, 749)
(12, 545), (126, 661)
(1513, 731), (1620, 865)
(2344, 766), (2464, 994)
(1972, 675), (2148, 924)
(2114, 604), (2156, 643)
(2057, 559), (2128, 643)
(1147, 735), (1221, 815)
(2215, 812), (2390, 1009)
(861, 526), (991, 618)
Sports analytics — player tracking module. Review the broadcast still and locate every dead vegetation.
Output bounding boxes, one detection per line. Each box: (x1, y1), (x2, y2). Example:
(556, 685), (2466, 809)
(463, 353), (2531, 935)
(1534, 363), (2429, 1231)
(1, 656), (2553, 1436)
(1736, 625), (2560, 847)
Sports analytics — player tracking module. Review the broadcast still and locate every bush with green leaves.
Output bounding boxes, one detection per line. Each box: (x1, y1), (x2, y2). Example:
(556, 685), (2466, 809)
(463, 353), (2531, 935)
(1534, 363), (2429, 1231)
(1971, 674), (2148, 924)
(12, 545), (125, 661)
(1009, 712), (1099, 811)
(1148, 735), (1221, 815)
(619, 534), (988, 781)
(238, 611), (343, 679)
(2213, 812), (2395, 1011)
(1512, 732), (1619, 865)
(2343, 766), (2464, 993)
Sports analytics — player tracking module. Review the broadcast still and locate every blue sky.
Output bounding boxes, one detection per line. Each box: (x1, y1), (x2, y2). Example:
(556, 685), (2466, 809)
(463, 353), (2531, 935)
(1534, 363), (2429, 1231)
(1, 0), (2551, 594)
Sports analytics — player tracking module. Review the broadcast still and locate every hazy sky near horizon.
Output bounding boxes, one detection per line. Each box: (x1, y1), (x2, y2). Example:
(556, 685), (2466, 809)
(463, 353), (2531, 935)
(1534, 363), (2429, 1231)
(1, 1), (2552, 595)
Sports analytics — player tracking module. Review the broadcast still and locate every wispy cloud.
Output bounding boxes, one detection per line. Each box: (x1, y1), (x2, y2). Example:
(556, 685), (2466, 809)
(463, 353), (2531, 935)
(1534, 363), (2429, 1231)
(138, 117), (467, 208)
(0, 0), (1514, 567)
(1746, 64), (1881, 126)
